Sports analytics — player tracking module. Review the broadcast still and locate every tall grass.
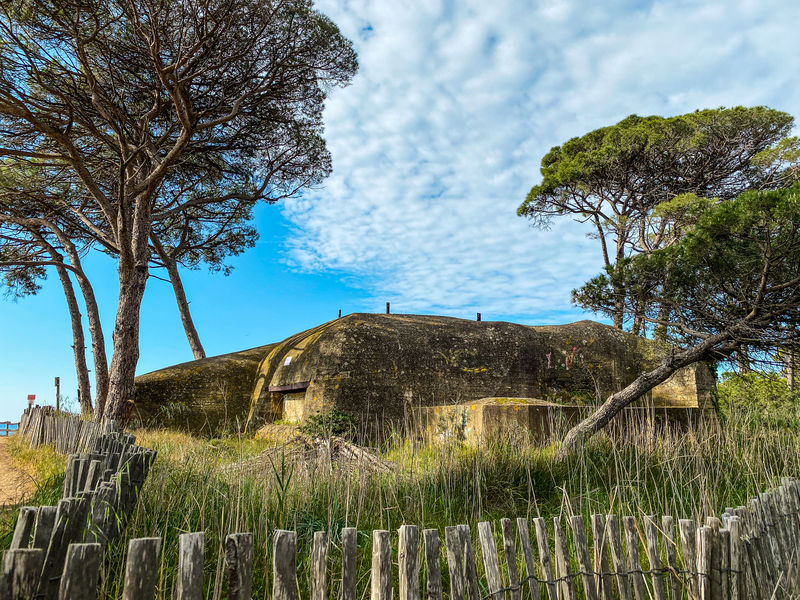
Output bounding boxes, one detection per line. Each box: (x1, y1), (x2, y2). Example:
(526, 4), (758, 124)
(5, 402), (800, 598)
(94, 408), (800, 599)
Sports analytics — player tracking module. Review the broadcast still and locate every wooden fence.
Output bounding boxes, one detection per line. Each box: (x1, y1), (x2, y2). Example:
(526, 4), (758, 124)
(0, 421), (18, 437)
(18, 406), (108, 454)
(1, 428), (157, 599)
(3, 477), (800, 599)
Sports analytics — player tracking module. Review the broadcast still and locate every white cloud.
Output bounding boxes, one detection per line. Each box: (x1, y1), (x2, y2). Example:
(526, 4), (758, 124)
(283, 0), (800, 322)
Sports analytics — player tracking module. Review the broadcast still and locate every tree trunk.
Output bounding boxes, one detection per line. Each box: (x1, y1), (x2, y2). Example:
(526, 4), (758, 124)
(103, 261), (149, 424)
(559, 331), (730, 455)
(736, 348), (751, 373)
(79, 273), (109, 419)
(153, 239), (206, 359)
(653, 274), (672, 342)
(62, 246), (109, 419)
(51, 258), (93, 417)
(787, 348), (795, 391)
(44, 227), (110, 419)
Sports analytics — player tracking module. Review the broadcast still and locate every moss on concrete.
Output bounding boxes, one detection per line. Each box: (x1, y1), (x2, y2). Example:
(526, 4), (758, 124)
(134, 314), (714, 436)
(132, 344), (275, 435)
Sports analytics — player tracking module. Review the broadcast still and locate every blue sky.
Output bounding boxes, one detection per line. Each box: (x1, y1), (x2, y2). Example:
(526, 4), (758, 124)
(2, 0), (799, 417)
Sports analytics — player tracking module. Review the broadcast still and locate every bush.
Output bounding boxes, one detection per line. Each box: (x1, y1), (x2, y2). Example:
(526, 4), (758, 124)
(717, 371), (800, 428)
(298, 408), (357, 439)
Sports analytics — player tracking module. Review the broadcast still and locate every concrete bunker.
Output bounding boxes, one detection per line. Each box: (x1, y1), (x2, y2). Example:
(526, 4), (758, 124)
(133, 313), (715, 436)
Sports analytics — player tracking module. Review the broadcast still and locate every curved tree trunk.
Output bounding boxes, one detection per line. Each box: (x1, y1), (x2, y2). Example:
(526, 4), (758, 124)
(49, 252), (93, 417)
(77, 272), (109, 419)
(559, 331), (731, 455)
(151, 237), (206, 359)
(58, 242), (109, 419)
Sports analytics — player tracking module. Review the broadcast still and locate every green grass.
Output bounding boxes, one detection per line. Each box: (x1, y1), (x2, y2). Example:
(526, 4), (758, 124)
(104, 406), (800, 599)
(4, 384), (800, 598)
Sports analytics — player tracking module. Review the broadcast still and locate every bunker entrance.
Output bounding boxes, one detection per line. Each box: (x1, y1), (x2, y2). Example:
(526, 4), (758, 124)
(267, 382), (310, 424)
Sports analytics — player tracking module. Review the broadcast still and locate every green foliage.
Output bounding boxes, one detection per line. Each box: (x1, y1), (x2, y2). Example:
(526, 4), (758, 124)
(298, 408), (358, 439)
(717, 371), (800, 428)
(521, 106), (795, 331)
(93, 416), (800, 598)
(573, 183), (800, 354)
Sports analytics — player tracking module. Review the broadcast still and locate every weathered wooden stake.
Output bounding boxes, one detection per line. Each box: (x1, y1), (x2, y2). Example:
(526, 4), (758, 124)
(516, 518), (541, 600)
(371, 530), (392, 600)
(341, 527), (357, 600)
(273, 530), (297, 600)
(1, 548), (44, 600)
(445, 526), (466, 600)
(533, 517), (558, 600)
(10, 507), (37, 549)
(57, 543), (102, 600)
(399, 525), (420, 600)
(478, 521), (504, 600)
(423, 529), (443, 600)
(226, 533), (254, 600)
(177, 532), (204, 600)
(122, 537), (161, 600)
(568, 515), (597, 600)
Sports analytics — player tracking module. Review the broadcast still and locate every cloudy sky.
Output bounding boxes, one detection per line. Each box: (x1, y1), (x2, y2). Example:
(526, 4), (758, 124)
(2, 0), (799, 414)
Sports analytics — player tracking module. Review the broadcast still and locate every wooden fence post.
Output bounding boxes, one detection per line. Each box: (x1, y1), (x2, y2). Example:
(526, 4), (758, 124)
(177, 532), (204, 600)
(1, 548), (44, 600)
(10, 507), (37, 549)
(273, 530), (297, 600)
(122, 537), (162, 600)
(516, 518), (541, 600)
(371, 530), (392, 600)
(533, 518), (558, 600)
(226, 533), (254, 600)
(478, 522), (504, 600)
(500, 519), (521, 600)
(445, 526), (465, 600)
(399, 525), (420, 600)
(661, 516), (681, 599)
(457, 524), (480, 600)
(591, 514), (612, 600)
(622, 516), (646, 600)
(341, 527), (357, 600)
(57, 543), (102, 600)
(568, 515), (597, 600)
(698, 526), (713, 600)
(643, 516), (666, 600)
(679, 519), (698, 600)
(33, 506), (57, 550)
(423, 529), (443, 600)
(606, 515), (631, 600)
(553, 519), (576, 600)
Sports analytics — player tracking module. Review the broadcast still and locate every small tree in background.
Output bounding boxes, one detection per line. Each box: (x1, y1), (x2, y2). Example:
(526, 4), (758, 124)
(561, 184), (800, 453)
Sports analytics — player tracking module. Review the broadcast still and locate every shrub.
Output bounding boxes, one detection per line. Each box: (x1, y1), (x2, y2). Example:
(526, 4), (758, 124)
(298, 408), (357, 439)
(717, 371), (800, 428)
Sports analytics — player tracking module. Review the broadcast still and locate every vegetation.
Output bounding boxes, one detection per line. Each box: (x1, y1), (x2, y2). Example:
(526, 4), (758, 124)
(0, 0), (358, 422)
(519, 107), (796, 332)
(717, 371), (800, 429)
(298, 408), (358, 440)
(4, 397), (800, 598)
(559, 184), (800, 450)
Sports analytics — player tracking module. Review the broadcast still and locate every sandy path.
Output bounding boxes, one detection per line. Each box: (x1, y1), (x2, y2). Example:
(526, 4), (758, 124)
(0, 437), (35, 506)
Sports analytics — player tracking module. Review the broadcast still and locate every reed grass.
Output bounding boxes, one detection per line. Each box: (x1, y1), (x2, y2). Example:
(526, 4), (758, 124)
(5, 402), (800, 599)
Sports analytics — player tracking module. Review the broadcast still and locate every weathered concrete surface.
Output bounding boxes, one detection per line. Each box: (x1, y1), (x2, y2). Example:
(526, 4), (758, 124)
(245, 313), (715, 431)
(132, 344), (275, 434)
(423, 398), (707, 445)
(133, 313), (715, 435)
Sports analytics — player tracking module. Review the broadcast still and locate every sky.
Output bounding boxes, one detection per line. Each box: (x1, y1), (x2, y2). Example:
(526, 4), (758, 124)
(2, 0), (799, 417)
